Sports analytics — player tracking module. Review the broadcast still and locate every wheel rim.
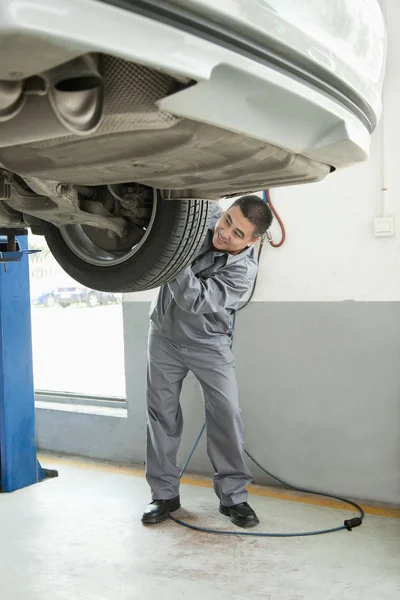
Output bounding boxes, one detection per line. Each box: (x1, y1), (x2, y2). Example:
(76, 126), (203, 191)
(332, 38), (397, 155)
(88, 294), (98, 307)
(59, 189), (157, 267)
(46, 295), (55, 307)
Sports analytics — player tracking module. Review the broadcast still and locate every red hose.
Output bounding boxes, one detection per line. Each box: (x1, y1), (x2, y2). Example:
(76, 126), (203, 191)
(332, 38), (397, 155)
(265, 189), (286, 248)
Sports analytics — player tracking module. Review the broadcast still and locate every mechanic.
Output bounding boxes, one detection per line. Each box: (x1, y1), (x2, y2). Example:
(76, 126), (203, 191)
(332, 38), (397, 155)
(142, 195), (273, 528)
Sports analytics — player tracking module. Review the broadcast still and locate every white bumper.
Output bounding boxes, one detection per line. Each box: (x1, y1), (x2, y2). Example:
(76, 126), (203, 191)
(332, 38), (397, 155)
(0, 0), (385, 169)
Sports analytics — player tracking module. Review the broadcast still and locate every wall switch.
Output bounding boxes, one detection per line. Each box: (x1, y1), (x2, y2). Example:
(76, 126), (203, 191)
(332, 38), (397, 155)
(374, 217), (394, 237)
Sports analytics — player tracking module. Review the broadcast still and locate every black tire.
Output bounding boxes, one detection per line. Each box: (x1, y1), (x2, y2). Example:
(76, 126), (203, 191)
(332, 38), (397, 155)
(42, 195), (212, 293)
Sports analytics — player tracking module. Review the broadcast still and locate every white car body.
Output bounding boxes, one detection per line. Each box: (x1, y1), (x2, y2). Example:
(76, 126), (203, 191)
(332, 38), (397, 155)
(0, 0), (385, 171)
(0, 0), (386, 291)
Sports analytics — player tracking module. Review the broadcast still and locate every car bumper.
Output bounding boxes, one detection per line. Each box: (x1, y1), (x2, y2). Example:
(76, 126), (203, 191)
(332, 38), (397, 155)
(0, 0), (385, 168)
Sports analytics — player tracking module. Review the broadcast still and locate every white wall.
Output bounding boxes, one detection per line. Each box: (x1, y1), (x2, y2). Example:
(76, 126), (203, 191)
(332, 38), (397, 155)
(256, 137), (395, 302)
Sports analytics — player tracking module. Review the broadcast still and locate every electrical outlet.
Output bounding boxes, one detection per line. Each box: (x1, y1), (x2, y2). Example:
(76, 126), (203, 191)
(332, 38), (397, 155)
(374, 217), (394, 237)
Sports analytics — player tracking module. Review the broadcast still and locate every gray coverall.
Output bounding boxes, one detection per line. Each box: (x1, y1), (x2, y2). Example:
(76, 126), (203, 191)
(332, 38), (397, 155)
(146, 205), (258, 507)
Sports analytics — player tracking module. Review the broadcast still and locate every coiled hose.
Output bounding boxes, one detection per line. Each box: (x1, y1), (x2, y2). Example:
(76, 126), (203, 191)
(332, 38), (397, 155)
(169, 191), (364, 537)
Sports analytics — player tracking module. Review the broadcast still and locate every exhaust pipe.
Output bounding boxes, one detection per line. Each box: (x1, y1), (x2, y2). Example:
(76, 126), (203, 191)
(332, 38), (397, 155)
(0, 80), (24, 121)
(47, 53), (104, 134)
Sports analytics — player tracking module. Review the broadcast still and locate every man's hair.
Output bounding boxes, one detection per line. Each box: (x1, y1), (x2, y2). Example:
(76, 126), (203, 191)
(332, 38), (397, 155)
(231, 194), (273, 238)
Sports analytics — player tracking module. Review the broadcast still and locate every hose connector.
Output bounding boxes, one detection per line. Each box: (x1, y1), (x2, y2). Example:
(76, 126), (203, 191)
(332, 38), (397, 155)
(344, 517), (362, 531)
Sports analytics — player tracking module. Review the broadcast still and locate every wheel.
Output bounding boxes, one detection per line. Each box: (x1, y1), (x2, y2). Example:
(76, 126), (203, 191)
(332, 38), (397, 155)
(44, 294), (55, 308)
(42, 191), (212, 293)
(86, 292), (99, 308)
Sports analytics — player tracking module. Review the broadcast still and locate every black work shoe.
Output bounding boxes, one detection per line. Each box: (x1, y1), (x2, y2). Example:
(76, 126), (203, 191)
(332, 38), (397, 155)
(219, 501), (259, 528)
(141, 496), (181, 524)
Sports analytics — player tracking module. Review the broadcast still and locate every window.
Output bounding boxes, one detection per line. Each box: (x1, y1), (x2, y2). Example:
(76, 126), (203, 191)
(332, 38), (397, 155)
(29, 234), (126, 398)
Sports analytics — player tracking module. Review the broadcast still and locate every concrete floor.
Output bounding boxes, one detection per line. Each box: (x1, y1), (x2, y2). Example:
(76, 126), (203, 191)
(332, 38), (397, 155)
(0, 457), (399, 600)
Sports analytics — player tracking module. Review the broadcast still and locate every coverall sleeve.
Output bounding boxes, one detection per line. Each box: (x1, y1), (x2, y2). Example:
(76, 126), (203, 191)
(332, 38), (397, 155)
(167, 264), (256, 315)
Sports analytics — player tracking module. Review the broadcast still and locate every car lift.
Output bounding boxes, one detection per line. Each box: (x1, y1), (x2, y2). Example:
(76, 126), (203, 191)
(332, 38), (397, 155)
(0, 229), (57, 493)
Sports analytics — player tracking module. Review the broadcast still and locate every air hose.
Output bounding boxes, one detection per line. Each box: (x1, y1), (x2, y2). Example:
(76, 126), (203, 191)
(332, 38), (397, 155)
(169, 191), (364, 537)
(170, 427), (364, 537)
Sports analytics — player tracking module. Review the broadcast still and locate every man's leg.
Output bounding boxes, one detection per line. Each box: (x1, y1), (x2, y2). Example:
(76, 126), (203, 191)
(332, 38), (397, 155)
(145, 330), (188, 502)
(187, 344), (253, 507)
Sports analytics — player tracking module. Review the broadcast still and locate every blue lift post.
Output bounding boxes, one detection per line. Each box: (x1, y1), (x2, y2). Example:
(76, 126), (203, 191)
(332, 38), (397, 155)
(0, 230), (56, 492)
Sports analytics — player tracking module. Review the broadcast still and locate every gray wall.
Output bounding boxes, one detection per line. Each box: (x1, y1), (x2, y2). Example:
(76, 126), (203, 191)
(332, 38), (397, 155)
(122, 300), (399, 506)
(234, 301), (400, 505)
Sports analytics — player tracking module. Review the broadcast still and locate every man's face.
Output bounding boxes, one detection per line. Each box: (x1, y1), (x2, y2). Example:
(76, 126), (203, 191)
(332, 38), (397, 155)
(212, 206), (258, 254)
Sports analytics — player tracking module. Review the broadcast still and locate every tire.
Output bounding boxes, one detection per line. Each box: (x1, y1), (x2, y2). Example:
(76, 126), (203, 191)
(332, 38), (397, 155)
(87, 292), (99, 308)
(42, 194), (212, 293)
(45, 294), (55, 308)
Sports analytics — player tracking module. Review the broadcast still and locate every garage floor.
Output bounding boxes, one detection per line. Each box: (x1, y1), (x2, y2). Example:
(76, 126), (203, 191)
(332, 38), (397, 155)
(0, 456), (399, 600)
